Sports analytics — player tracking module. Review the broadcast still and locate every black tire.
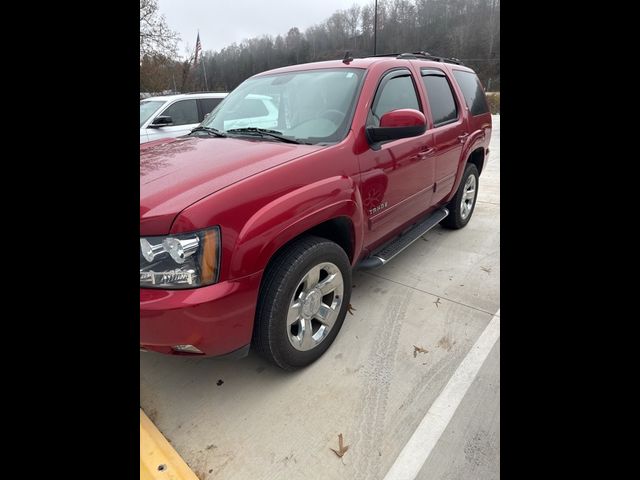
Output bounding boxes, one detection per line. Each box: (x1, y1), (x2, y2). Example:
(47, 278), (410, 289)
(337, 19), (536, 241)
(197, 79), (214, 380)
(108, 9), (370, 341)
(441, 163), (479, 229)
(252, 235), (352, 370)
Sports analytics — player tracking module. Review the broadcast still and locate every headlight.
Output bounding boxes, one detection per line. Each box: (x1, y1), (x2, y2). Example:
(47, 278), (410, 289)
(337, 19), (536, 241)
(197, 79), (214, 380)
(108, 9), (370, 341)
(140, 227), (220, 289)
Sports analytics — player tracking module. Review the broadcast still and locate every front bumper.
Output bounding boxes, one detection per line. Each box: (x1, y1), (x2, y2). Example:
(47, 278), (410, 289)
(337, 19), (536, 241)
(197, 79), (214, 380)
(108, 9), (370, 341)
(140, 271), (263, 356)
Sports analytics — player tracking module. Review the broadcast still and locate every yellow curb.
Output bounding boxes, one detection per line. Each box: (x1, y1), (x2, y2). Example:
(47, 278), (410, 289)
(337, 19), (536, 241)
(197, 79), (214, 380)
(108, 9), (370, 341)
(140, 409), (200, 480)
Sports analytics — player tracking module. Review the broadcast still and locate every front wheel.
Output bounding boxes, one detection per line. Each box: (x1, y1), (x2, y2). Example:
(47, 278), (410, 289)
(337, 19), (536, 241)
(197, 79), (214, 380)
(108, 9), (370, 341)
(441, 163), (479, 229)
(252, 236), (352, 370)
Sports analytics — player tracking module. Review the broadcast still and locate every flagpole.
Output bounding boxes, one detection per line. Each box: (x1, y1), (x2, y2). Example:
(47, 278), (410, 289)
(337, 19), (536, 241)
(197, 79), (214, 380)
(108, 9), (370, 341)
(373, 0), (378, 55)
(194, 30), (209, 91)
(202, 57), (209, 91)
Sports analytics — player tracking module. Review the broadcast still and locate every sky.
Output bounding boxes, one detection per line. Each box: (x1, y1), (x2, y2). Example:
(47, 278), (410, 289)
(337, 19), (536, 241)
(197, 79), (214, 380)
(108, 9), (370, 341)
(158, 0), (373, 58)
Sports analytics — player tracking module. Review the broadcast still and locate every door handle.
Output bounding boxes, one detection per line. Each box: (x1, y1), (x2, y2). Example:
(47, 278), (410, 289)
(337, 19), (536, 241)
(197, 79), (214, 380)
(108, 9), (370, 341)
(418, 147), (436, 159)
(458, 133), (469, 143)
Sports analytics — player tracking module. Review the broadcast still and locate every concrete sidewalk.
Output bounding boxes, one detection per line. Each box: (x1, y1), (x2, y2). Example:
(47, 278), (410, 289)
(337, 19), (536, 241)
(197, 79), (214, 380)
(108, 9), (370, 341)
(140, 115), (500, 480)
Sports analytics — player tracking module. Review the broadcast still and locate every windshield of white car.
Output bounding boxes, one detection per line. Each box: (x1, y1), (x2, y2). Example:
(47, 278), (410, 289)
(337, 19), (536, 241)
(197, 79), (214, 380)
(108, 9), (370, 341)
(140, 101), (165, 128)
(202, 68), (365, 144)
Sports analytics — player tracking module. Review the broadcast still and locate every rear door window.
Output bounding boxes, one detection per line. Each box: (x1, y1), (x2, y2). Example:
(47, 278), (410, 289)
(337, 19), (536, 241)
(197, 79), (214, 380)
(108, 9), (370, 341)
(452, 70), (489, 116)
(421, 70), (458, 127)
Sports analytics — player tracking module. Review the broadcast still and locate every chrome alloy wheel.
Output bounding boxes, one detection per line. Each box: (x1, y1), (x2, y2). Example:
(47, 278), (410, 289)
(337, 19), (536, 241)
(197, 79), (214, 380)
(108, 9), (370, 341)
(286, 262), (344, 351)
(460, 174), (477, 220)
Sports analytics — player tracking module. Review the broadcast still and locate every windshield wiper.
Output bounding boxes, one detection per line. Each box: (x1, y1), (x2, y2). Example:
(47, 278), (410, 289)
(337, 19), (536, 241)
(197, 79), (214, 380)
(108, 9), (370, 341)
(190, 126), (227, 137)
(226, 127), (305, 144)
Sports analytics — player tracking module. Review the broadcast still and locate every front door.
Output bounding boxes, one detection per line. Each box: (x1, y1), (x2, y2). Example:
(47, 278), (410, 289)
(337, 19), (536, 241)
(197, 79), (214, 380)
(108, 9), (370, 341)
(358, 69), (436, 247)
(147, 99), (200, 142)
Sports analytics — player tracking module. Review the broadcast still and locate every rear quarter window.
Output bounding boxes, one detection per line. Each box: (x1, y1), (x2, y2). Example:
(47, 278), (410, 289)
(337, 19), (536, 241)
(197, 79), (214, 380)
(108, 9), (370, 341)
(452, 70), (489, 116)
(199, 98), (223, 116)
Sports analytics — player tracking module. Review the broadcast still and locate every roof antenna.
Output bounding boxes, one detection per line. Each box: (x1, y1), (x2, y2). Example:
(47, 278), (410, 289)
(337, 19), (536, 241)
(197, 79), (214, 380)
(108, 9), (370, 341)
(342, 51), (353, 64)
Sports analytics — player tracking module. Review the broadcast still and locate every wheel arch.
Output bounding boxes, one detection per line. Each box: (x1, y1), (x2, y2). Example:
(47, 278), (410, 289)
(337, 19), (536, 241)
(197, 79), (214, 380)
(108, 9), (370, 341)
(230, 175), (364, 279)
(467, 146), (485, 175)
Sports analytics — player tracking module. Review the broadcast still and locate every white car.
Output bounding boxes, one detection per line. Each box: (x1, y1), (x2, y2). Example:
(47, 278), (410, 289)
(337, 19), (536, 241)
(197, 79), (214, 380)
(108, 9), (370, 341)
(140, 92), (228, 144)
(221, 94), (279, 131)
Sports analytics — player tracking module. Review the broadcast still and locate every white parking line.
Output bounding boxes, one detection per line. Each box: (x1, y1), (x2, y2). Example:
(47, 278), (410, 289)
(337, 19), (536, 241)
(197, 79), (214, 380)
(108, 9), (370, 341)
(383, 309), (501, 480)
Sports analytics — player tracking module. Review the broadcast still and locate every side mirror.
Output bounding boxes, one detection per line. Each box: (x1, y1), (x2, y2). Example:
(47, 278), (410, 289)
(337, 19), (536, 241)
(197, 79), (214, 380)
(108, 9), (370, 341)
(149, 115), (173, 128)
(366, 109), (427, 147)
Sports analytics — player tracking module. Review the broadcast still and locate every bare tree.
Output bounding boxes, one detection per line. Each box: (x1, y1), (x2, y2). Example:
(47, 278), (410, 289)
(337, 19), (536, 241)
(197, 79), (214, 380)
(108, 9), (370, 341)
(140, 0), (500, 93)
(140, 0), (180, 59)
(346, 4), (362, 49)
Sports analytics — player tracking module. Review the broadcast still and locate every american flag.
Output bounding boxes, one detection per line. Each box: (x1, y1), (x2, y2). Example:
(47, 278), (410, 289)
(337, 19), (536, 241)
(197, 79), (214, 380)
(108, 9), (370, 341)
(194, 32), (202, 66)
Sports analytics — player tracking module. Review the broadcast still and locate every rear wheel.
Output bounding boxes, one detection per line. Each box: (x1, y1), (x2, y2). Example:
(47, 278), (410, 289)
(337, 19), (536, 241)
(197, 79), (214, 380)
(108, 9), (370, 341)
(441, 163), (479, 229)
(252, 236), (352, 370)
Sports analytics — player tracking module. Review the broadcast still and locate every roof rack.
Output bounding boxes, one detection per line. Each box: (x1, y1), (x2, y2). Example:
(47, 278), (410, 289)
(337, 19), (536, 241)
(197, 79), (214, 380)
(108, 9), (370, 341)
(184, 91), (227, 95)
(399, 52), (463, 65)
(368, 52), (402, 57)
(366, 51), (463, 65)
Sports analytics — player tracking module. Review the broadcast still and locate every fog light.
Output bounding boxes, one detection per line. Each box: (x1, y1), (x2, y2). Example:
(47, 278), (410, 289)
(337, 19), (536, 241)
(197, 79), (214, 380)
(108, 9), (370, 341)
(172, 344), (203, 354)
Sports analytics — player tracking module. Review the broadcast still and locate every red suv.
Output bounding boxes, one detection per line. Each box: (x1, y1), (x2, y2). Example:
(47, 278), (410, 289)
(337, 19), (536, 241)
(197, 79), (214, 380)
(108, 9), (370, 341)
(140, 52), (492, 370)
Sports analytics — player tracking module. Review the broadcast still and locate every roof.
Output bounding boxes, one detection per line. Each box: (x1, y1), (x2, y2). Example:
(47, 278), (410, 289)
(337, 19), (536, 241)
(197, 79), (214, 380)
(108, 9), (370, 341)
(254, 54), (475, 77)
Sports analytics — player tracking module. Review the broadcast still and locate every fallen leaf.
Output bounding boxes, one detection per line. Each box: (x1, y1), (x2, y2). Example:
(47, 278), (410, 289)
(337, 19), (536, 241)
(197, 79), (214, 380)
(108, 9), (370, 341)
(413, 345), (429, 357)
(437, 336), (453, 351)
(347, 304), (356, 315)
(330, 433), (349, 457)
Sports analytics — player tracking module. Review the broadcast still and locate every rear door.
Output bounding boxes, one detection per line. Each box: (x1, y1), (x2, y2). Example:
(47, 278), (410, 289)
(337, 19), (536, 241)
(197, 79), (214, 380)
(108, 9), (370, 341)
(421, 68), (467, 204)
(147, 99), (200, 142)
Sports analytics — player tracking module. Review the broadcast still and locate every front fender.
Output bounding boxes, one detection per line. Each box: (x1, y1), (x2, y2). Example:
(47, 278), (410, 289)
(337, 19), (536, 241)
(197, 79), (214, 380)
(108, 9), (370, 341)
(231, 176), (363, 278)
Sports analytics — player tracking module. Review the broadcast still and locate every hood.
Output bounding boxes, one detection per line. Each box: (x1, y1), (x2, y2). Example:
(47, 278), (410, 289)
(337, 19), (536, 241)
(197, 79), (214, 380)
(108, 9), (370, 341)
(140, 136), (324, 235)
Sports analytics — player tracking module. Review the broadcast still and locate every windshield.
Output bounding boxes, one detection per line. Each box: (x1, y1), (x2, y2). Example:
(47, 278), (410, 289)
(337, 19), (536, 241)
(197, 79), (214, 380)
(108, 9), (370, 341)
(140, 101), (165, 128)
(202, 68), (365, 144)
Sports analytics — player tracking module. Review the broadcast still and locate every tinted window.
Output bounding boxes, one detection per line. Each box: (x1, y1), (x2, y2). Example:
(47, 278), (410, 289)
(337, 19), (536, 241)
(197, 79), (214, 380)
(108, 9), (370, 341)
(422, 74), (458, 127)
(199, 98), (223, 119)
(370, 74), (420, 126)
(161, 99), (199, 126)
(452, 70), (489, 116)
